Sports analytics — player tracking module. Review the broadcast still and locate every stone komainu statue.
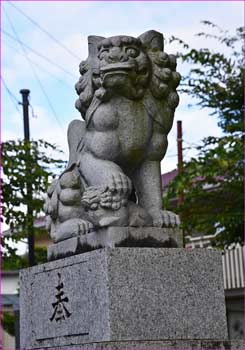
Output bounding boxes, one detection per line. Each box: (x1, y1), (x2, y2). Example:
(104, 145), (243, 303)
(44, 30), (181, 250)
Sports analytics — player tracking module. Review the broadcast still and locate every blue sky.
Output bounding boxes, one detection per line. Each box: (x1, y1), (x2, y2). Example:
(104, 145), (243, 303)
(2, 0), (244, 173)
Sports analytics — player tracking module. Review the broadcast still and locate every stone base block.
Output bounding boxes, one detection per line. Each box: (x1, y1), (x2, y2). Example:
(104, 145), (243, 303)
(47, 226), (183, 260)
(20, 248), (228, 349)
(37, 340), (244, 350)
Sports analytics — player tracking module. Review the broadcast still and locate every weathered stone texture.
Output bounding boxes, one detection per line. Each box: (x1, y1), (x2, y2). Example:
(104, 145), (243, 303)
(20, 248), (228, 349)
(44, 30), (182, 252)
(47, 227), (183, 260)
(41, 340), (244, 350)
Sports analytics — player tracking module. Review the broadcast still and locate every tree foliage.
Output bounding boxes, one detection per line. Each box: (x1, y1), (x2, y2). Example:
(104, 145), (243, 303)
(2, 312), (15, 337)
(2, 246), (48, 270)
(165, 22), (244, 248)
(1, 139), (65, 261)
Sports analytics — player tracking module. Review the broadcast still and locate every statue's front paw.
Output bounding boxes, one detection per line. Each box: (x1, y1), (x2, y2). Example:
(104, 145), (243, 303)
(149, 209), (180, 228)
(108, 171), (132, 196)
(54, 218), (94, 242)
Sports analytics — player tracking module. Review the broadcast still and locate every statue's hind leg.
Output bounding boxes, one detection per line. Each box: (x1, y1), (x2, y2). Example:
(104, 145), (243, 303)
(132, 160), (180, 228)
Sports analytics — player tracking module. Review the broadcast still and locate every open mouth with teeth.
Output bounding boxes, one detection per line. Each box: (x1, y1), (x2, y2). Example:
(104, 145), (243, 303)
(100, 63), (134, 78)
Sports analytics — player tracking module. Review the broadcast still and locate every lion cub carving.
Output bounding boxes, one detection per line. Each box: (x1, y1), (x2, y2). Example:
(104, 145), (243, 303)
(44, 30), (181, 244)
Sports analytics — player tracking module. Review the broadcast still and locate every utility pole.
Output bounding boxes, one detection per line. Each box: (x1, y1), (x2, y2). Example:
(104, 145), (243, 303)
(177, 120), (184, 204)
(177, 120), (183, 175)
(20, 89), (35, 266)
(177, 120), (185, 247)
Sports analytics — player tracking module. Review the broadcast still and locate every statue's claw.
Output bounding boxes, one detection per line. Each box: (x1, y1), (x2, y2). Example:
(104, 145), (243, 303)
(54, 218), (94, 243)
(82, 182), (129, 212)
(78, 219), (94, 235)
(108, 172), (132, 196)
(149, 209), (180, 228)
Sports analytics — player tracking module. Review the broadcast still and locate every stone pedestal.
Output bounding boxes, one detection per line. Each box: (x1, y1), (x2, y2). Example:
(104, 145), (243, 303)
(33, 340), (243, 350)
(47, 227), (183, 261)
(20, 248), (229, 349)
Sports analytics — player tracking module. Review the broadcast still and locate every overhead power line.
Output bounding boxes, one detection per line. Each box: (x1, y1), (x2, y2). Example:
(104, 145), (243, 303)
(3, 38), (74, 89)
(8, 1), (81, 61)
(183, 139), (201, 148)
(2, 29), (77, 79)
(3, 7), (65, 136)
(1, 76), (20, 105)
(29, 102), (38, 119)
(165, 153), (178, 158)
(1, 76), (21, 115)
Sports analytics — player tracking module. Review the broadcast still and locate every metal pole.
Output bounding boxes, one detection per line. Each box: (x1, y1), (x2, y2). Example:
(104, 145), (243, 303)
(177, 120), (185, 247)
(20, 89), (30, 141)
(177, 120), (183, 174)
(177, 120), (184, 205)
(20, 89), (35, 266)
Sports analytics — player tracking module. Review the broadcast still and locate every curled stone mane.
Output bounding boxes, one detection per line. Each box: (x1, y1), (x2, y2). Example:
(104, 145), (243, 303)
(98, 36), (142, 49)
(75, 60), (95, 118)
(45, 30), (182, 253)
(75, 32), (180, 120)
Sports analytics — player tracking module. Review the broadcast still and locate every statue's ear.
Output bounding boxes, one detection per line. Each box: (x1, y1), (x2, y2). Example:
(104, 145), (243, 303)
(88, 35), (105, 56)
(138, 30), (164, 51)
(87, 35), (105, 72)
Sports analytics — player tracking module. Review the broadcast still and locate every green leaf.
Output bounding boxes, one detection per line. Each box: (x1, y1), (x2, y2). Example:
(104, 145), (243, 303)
(165, 22), (243, 248)
(1, 139), (66, 264)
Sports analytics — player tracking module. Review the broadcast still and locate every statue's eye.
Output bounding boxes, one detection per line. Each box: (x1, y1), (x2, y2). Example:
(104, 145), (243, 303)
(98, 49), (109, 60)
(126, 47), (139, 58)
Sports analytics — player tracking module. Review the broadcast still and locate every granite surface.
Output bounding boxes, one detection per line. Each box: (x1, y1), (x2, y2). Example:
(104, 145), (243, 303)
(47, 227), (183, 260)
(40, 340), (244, 350)
(44, 30), (181, 248)
(20, 248), (228, 349)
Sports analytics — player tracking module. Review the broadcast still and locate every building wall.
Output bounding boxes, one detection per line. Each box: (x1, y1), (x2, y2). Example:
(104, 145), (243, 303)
(2, 275), (19, 295)
(2, 329), (15, 350)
